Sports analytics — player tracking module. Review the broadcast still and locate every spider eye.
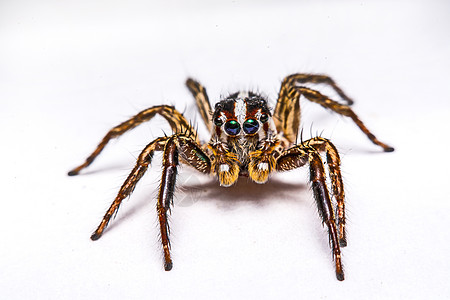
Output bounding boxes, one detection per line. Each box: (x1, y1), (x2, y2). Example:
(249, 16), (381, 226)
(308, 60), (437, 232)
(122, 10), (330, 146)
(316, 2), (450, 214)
(224, 120), (240, 136)
(214, 117), (223, 127)
(260, 113), (269, 123)
(243, 119), (259, 134)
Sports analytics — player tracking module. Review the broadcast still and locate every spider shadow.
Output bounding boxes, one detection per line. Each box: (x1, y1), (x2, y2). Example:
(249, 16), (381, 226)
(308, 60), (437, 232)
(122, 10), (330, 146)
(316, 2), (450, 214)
(175, 174), (310, 210)
(78, 162), (134, 176)
(177, 174), (336, 255)
(104, 173), (310, 234)
(340, 145), (395, 155)
(100, 172), (336, 260)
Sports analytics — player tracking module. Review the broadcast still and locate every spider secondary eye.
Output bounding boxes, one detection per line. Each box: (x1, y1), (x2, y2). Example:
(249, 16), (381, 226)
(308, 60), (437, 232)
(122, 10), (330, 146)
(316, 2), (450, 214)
(224, 120), (240, 135)
(260, 113), (269, 123)
(214, 117), (223, 126)
(243, 119), (259, 134)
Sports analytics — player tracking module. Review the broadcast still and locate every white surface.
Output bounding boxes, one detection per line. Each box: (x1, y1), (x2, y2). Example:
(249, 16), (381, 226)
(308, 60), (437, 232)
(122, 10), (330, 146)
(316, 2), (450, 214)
(1, 1), (450, 299)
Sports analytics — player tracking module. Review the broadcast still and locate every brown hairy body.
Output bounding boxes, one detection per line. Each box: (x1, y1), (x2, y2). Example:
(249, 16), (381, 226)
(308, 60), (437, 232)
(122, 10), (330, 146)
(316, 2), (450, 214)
(69, 73), (394, 281)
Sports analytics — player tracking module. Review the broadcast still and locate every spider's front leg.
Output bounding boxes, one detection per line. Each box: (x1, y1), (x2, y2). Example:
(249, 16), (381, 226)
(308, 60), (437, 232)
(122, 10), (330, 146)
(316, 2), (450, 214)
(307, 137), (346, 246)
(309, 151), (344, 281)
(156, 135), (211, 270)
(91, 133), (211, 271)
(157, 138), (178, 270)
(276, 142), (345, 281)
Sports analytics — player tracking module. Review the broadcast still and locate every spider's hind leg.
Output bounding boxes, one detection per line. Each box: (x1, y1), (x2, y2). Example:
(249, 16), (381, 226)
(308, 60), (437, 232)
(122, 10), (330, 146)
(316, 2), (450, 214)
(280, 73), (355, 105)
(186, 78), (213, 132)
(297, 86), (394, 152)
(274, 73), (394, 152)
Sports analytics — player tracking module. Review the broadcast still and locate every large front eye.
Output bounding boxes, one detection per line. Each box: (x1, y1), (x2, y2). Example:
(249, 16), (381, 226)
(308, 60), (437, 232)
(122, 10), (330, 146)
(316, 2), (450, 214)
(224, 120), (241, 136)
(243, 119), (259, 134)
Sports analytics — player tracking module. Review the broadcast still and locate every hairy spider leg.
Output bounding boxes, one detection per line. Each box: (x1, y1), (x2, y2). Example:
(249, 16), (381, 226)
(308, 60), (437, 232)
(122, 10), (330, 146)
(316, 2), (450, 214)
(157, 137), (178, 270)
(295, 86), (394, 152)
(279, 73), (355, 105)
(276, 141), (344, 281)
(156, 135), (211, 270)
(186, 78), (213, 132)
(274, 73), (354, 143)
(91, 134), (211, 264)
(309, 152), (344, 281)
(90, 137), (168, 240)
(273, 86), (301, 144)
(68, 105), (197, 176)
(274, 73), (394, 152)
(297, 137), (346, 246)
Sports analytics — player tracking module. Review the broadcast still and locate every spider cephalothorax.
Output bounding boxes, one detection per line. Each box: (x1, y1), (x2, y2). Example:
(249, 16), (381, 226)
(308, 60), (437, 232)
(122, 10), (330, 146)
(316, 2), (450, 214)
(69, 73), (394, 281)
(210, 92), (278, 184)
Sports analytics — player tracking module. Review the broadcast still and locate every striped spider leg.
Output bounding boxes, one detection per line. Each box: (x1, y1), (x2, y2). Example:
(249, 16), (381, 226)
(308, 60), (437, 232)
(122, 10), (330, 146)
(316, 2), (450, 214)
(275, 137), (346, 280)
(68, 105), (200, 176)
(274, 73), (395, 152)
(68, 104), (211, 270)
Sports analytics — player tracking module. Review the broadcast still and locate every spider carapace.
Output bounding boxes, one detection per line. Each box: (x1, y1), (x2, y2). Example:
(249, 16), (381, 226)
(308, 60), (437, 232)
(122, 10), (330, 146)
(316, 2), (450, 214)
(68, 73), (394, 281)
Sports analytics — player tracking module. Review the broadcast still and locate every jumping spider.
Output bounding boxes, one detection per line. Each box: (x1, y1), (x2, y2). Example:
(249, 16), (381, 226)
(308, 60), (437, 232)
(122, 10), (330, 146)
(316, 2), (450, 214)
(68, 73), (394, 281)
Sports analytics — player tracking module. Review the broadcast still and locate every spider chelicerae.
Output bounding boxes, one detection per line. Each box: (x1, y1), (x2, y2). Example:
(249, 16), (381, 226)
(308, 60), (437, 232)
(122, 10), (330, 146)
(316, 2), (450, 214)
(68, 73), (394, 281)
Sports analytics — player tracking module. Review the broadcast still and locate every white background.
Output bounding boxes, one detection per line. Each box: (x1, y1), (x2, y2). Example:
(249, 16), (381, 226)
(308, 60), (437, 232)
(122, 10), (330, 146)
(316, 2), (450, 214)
(1, 1), (449, 299)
